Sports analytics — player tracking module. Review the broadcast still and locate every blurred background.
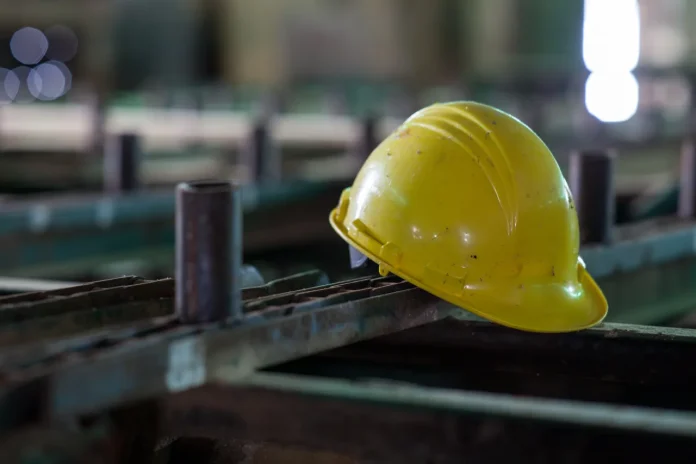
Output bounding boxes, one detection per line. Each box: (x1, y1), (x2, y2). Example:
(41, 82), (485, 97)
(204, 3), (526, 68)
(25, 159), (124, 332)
(0, 0), (684, 179)
(0, 0), (691, 300)
(5, 3), (696, 461)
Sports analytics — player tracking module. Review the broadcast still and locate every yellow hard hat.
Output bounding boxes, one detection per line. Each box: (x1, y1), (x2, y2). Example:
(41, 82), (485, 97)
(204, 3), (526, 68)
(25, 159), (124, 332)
(329, 101), (608, 332)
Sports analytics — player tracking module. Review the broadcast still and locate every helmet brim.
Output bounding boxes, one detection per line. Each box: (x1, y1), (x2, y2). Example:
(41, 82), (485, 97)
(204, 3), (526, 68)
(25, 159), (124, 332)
(330, 207), (608, 333)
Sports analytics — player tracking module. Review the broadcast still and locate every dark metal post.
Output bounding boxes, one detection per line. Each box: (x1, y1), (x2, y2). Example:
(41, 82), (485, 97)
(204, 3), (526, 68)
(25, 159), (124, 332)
(568, 150), (616, 244)
(175, 180), (242, 323)
(104, 133), (141, 193)
(679, 138), (696, 220)
(242, 118), (279, 183)
(89, 88), (107, 157)
(356, 114), (378, 163)
(349, 114), (380, 271)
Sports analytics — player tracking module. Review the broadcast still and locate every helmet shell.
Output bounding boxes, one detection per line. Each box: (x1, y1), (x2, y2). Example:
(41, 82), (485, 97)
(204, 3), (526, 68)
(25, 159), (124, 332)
(329, 101), (607, 332)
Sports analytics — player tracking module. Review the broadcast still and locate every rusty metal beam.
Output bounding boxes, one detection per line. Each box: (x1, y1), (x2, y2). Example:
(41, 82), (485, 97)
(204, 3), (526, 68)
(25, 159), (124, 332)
(0, 276), (449, 430)
(0, 270), (325, 363)
(0, 269), (695, 463)
(2, 271), (696, 435)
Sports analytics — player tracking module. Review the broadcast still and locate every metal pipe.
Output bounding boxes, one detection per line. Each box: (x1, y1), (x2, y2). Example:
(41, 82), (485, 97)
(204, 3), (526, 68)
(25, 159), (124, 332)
(356, 114), (378, 163)
(175, 180), (242, 323)
(89, 88), (107, 157)
(242, 118), (281, 184)
(679, 138), (696, 219)
(568, 149), (616, 245)
(104, 133), (141, 193)
(245, 119), (268, 182)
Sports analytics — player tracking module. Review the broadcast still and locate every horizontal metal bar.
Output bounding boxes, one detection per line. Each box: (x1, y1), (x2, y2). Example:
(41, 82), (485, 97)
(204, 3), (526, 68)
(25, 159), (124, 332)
(272, 317), (696, 412)
(0, 190), (341, 278)
(0, 278), (172, 324)
(0, 276), (145, 305)
(0, 105), (402, 151)
(3, 277), (696, 432)
(582, 218), (696, 278)
(0, 98), (690, 153)
(233, 372), (696, 437)
(0, 273), (366, 368)
(163, 374), (696, 463)
(0, 270), (325, 356)
(1, 186), (694, 280)
(0, 277), (81, 294)
(0, 282), (451, 429)
(0, 180), (340, 236)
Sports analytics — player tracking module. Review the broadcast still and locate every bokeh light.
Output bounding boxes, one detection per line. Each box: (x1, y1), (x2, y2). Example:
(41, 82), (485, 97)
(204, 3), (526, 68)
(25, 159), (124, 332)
(44, 25), (79, 62)
(0, 68), (18, 104)
(10, 27), (48, 65)
(28, 61), (72, 100)
(583, 0), (640, 123)
(585, 71), (640, 123)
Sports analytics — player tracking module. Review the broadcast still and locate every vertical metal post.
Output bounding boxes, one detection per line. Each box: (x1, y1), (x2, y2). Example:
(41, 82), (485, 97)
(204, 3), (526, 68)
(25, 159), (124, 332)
(104, 133), (140, 193)
(568, 150), (616, 244)
(356, 114), (378, 163)
(175, 180), (242, 323)
(679, 137), (696, 220)
(90, 89), (107, 157)
(242, 118), (279, 183)
(349, 114), (380, 271)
